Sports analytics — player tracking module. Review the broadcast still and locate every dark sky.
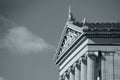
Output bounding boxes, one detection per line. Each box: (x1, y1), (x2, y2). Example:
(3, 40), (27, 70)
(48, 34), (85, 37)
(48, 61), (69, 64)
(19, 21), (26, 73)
(0, 0), (120, 80)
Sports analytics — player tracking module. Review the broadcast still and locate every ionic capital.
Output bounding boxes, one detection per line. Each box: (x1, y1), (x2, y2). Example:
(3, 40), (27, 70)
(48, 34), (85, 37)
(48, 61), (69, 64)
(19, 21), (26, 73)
(73, 62), (77, 68)
(73, 60), (80, 68)
(63, 71), (69, 78)
(86, 51), (99, 57)
(68, 65), (75, 73)
(80, 56), (87, 62)
(61, 75), (65, 80)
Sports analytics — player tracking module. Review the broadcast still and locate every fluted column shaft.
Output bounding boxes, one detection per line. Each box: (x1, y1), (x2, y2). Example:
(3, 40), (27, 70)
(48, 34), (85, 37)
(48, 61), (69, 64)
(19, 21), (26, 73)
(75, 63), (80, 80)
(69, 67), (75, 80)
(65, 73), (69, 80)
(87, 54), (97, 80)
(60, 75), (64, 80)
(101, 58), (105, 80)
(81, 58), (87, 80)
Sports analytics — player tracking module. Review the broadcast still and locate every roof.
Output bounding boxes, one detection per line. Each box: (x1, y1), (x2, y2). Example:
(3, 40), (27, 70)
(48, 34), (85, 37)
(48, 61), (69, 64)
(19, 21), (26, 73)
(73, 22), (120, 28)
(85, 23), (120, 29)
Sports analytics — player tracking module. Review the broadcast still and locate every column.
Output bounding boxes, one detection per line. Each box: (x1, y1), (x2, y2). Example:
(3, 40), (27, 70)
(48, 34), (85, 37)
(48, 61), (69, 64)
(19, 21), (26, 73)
(69, 66), (75, 80)
(74, 62), (80, 80)
(81, 57), (87, 80)
(64, 72), (69, 80)
(101, 55), (105, 80)
(60, 75), (64, 80)
(87, 53), (97, 80)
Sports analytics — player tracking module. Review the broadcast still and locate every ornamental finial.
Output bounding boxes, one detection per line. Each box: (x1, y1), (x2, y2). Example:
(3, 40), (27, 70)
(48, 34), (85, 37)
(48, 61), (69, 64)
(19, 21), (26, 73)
(82, 17), (87, 24)
(67, 1), (74, 22)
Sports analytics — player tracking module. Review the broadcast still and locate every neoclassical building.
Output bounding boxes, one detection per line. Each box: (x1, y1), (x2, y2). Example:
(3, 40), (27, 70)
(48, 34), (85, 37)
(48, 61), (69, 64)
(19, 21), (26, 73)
(54, 6), (120, 80)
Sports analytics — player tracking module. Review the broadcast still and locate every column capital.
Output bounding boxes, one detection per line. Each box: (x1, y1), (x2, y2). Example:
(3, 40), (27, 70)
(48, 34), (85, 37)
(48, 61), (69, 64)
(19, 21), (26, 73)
(61, 75), (65, 79)
(68, 65), (74, 73)
(78, 58), (82, 63)
(73, 62), (77, 68)
(63, 71), (69, 78)
(73, 61), (80, 69)
(73, 60), (80, 67)
(65, 70), (70, 76)
(86, 51), (99, 57)
(63, 72), (66, 78)
(80, 56), (87, 62)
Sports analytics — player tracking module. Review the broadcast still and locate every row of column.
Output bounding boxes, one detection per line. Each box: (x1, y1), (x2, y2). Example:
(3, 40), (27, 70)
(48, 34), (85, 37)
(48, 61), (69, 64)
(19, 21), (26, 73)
(60, 52), (100, 80)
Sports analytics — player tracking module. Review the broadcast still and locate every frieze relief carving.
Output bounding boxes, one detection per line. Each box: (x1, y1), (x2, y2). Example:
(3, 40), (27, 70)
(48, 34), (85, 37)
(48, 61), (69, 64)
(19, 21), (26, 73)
(59, 28), (81, 55)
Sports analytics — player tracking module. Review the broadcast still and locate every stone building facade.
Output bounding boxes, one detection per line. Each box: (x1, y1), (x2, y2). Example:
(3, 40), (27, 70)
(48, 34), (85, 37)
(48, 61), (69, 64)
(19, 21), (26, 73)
(54, 7), (120, 80)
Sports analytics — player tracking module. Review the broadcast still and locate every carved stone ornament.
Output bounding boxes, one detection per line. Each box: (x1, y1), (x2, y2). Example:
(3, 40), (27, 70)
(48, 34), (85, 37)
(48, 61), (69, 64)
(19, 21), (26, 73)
(85, 51), (99, 57)
(60, 28), (81, 54)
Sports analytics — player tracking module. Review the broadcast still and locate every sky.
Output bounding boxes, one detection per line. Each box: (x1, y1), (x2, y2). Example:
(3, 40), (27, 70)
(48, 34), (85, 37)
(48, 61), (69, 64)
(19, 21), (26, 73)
(0, 0), (120, 80)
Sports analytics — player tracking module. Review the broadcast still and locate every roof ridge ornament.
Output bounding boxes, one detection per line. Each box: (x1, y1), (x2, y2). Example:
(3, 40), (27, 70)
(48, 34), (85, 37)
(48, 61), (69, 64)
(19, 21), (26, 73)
(82, 17), (88, 29)
(82, 17), (87, 25)
(67, 3), (75, 22)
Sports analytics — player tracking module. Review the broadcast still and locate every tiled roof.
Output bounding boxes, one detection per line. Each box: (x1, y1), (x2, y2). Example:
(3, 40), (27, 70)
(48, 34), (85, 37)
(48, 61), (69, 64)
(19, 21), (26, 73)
(85, 23), (120, 29)
(74, 22), (120, 29)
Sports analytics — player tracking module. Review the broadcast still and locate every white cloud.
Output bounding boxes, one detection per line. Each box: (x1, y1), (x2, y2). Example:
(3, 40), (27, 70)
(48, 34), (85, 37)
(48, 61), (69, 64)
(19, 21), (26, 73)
(2, 26), (53, 55)
(0, 16), (54, 55)
(0, 77), (5, 80)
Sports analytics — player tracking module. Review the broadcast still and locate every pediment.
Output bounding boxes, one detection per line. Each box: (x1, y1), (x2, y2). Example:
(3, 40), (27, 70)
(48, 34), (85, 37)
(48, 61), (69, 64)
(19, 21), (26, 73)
(60, 28), (81, 53)
(54, 23), (82, 62)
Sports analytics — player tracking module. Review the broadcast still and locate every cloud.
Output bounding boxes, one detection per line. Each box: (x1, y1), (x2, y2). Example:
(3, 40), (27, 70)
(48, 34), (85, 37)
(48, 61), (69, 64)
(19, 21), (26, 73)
(0, 16), (54, 55)
(0, 77), (5, 80)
